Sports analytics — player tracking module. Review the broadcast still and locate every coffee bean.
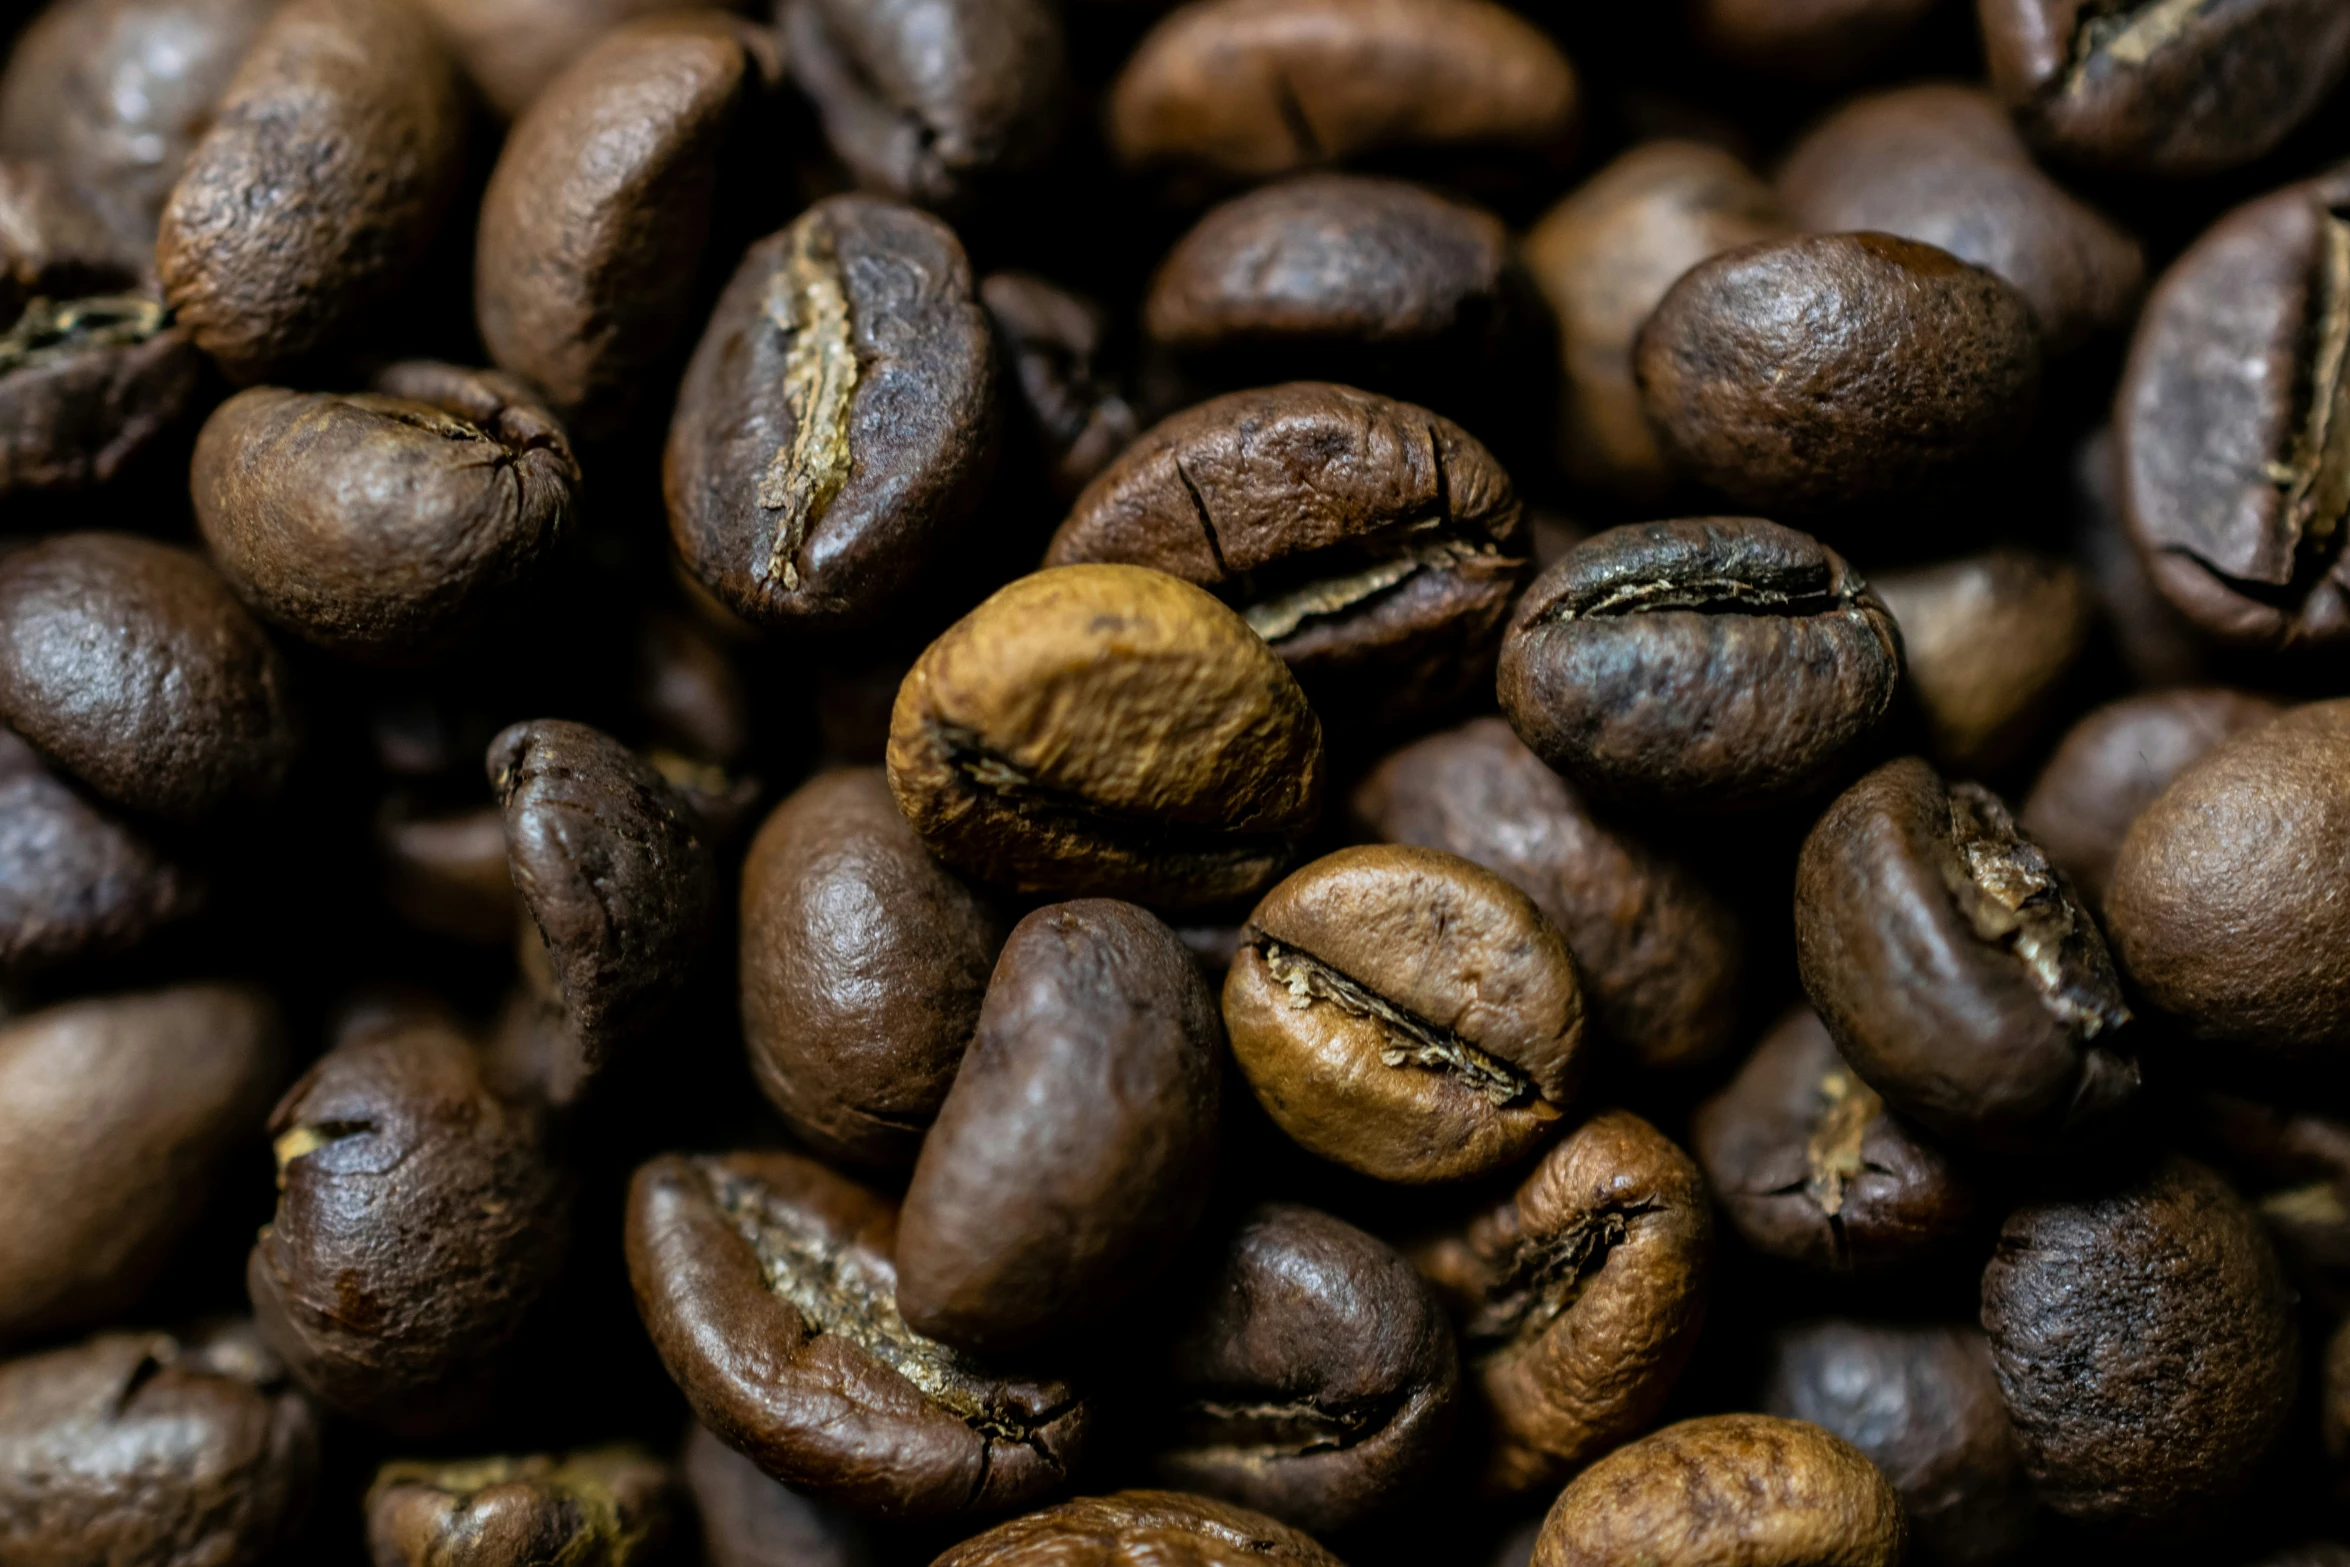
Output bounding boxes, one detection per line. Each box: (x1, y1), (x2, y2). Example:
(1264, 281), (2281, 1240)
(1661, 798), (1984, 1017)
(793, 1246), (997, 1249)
(1499, 518), (1901, 812)
(1693, 1007), (1973, 1275)
(666, 196), (999, 631)
(476, 14), (776, 441)
(2071, 423), (2216, 690)
(0, 532), (300, 820)
(378, 799), (517, 946)
(1692, 0), (1938, 81)
(2105, 698), (2350, 1061)
(365, 1449), (676, 1567)
(248, 1007), (573, 1435)
(2117, 167), (2350, 653)
(1635, 234), (2041, 517)
(625, 1149), (1087, 1520)
(1523, 140), (1786, 505)
(983, 271), (1141, 505)
(1778, 84), (2144, 356)
(0, 985), (283, 1345)
(897, 899), (1222, 1353)
(194, 362), (580, 663)
(1981, 1157), (2299, 1533)
(1873, 549), (2091, 778)
(1796, 757), (2139, 1152)
(684, 1421), (874, 1567)
(0, 1321), (320, 1565)
(1980, 0), (2350, 177)
(411, 0), (723, 118)
(156, 0), (464, 381)
(886, 564), (1324, 911)
(1224, 844), (1584, 1185)
(2022, 687), (2283, 909)
(933, 1490), (1345, 1567)
(1415, 1110), (1709, 1491)
(1152, 1201), (1458, 1532)
(1046, 382), (1527, 727)
(2193, 1092), (2350, 1312)
(1761, 1322), (2037, 1567)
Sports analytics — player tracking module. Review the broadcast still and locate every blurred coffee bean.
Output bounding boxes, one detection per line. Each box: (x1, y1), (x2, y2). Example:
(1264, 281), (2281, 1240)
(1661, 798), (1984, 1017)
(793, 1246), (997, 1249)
(1691, 0), (1939, 82)
(684, 1421), (873, 1567)
(2196, 1093), (2350, 1311)
(936, 1490), (1344, 1566)
(1874, 549), (2091, 779)
(2070, 423), (2217, 688)
(365, 1449), (676, 1567)
(412, 0), (729, 117)
(983, 271), (1141, 505)
(378, 799), (518, 947)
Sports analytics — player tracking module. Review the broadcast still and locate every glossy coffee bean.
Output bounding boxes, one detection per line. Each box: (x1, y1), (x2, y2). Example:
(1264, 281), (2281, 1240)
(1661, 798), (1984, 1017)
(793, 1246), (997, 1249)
(1796, 757), (2138, 1152)
(1499, 518), (1901, 812)
(1982, 1157), (2299, 1533)
(1416, 1110), (1710, 1491)
(410, 0), (720, 118)
(2022, 687), (2283, 909)
(1523, 141), (1786, 505)
(684, 1421), (873, 1567)
(1224, 844), (1584, 1185)
(156, 0), (464, 382)
(1351, 717), (1744, 1073)
(365, 1449), (676, 1567)
(1778, 84), (2144, 356)
(0, 532), (300, 820)
(1980, 0), (2350, 177)
(0, 1322), (320, 1566)
(1873, 549), (2091, 778)
(1692, 0), (1937, 81)
(666, 196), (999, 631)
(1635, 234), (2041, 517)
(982, 272), (1140, 505)
(1046, 382), (1527, 726)
(194, 362), (580, 664)
(1693, 1007), (1973, 1275)
(625, 1149), (1087, 1520)
(1152, 1202), (1457, 1532)
(248, 1008), (573, 1435)
(2106, 699), (2350, 1062)
(2118, 167), (2350, 653)
(886, 564), (1324, 911)
(934, 1490), (1343, 1567)
(0, 985), (283, 1345)
(378, 799), (517, 946)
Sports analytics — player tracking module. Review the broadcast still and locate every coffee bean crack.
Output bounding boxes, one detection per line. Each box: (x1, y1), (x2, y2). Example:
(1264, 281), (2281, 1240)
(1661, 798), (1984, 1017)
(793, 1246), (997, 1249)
(1178, 1391), (1402, 1459)
(1462, 1208), (1648, 1351)
(1939, 783), (2132, 1041)
(1253, 936), (1539, 1108)
(755, 220), (859, 593)
(1541, 572), (1854, 623)
(1237, 528), (1511, 644)
(2064, 0), (2214, 92)
(0, 293), (168, 374)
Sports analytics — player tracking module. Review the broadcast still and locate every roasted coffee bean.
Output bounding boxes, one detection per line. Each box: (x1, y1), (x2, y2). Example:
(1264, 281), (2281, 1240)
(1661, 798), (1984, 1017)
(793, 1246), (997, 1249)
(934, 1490), (1344, 1567)
(666, 196), (999, 631)
(633, 605), (753, 770)
(1796, 757), (2139, 1152)
(2106, 698), (2350, 1061)
(1693, 1007), (1973, 1275)
(1762, 1321), (2038, 1567)
(1981, 1156), (2299, 1533)
(1523, 141), (1786, 506)
(781, 0), (1066, 209)
(1153, 1202), (1457, 1533)
(1224, 844), (1584, 1185)
(0, 1321), (319, 1566)
(897, 900), (1222, 1353)
(1980, 0), (2350, 178)
(1499, 518), (1901, 812)
(1692, 0), (1938, 81)
(1778, 84), (2144, 356)
(2022, 687), (2283, 909)
(983, 272), (1140, 506)
(2195, 1093), (2350, 1310)
(1045, 382), (1527, 726)
(0, 985), (282, 1345)
(625, 1149), (1087, 1520)
(684, 1422), (874, 1567)
(194, 362), (581, 663)
(248, 1008), (573, 1435)
(1415, 1110), (1709, 1491)
(476, 14), (776, 441)
(0, 532), (299, 820)
(1874, 549), (2091, 778)
(378, 799), (518, 946)
(1635, 234), (2041, 517)
(2071, 423), (2216, 690)
(1108, 0), (1578, 185)
(886, 564), (1324, 910)
(156, 0), (464, 382)
(365, 1449), (676, 1567)
(2117, 167), (2350, 653)
(411, 0), (720, 118)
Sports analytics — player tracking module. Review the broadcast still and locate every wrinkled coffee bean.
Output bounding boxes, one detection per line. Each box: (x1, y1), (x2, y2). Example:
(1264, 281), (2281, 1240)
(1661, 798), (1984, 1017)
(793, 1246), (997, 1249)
(1046, 382), (1527, 726)
(411, 0), (719, 118)
(887, 563), (1324, 910)
(685, 1421), (873, 1567)
(1796, 757), (2138, 1151)
(1873, 549), (2091, 778)
(365, 1449), (676, 1567)
(1225, 844), (1584, 1185)
(1693, 0), (1937, 81)
(1500, 518), (1901, 812)
(1154, 1203), (1455, 1532)
(1982, 1156), (2299, 1534)
(1636, 233), (2042, 517)
(1693, 1007), (1973, 1275)
(1415, 1110), (1710, 1491)
(0, 532), (300, 820)
(378, 799), (517, 946)
(935, 1490), (1344, 1567)
(983, 272), (1140, 505)
(666, 196), (999, 631)
(625, 1149), (1087, 1520)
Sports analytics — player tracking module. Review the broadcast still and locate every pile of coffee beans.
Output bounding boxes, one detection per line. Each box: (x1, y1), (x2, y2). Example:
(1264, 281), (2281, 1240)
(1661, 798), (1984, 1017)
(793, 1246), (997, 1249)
(4, 0), (2350, 1562)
